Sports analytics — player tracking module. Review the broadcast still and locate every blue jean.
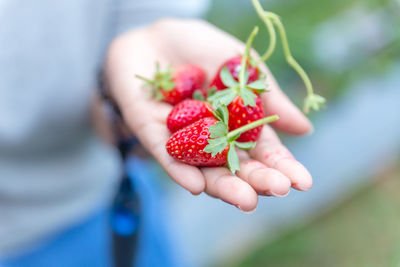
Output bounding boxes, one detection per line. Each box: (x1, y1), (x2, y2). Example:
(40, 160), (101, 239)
(1, 210), (113, 267)
(1, 156), (185, 267)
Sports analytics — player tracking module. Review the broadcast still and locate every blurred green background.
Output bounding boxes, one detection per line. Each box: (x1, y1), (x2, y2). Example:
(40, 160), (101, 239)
(228, 165), (400, 267)
(207, 0), (399, 107)
(203, 0), (400, 266)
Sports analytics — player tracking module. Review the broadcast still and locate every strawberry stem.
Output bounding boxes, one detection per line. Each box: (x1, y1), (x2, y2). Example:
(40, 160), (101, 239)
(267, 13), (312, 96)
(251, 0), (326, 113)
(239, 26), (259, 88)
(226, 114), (279, 140)
(135, 74), (154, 84)
(268, 12), (326, 113)
(252, 0), (276, 63)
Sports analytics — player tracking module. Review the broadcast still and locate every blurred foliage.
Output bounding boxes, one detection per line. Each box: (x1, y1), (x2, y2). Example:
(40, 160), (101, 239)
(206, 2), (400, 265)
(221, 166), (400, 267)
(206, 0), (400, 109)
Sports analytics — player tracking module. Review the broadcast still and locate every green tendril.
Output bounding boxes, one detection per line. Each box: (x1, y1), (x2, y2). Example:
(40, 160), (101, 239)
(252, 0), (276, 63)
(251, 0), (326, 113)
(239, 26), (259, 88)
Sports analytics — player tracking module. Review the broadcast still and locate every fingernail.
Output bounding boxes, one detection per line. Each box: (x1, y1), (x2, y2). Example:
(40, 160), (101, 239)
(235, 204), (256, 214)
(243, 207), (257, 214)
(297, 184), (312, 191)
(190, 190), (202, 196)
(269, 190), (290, 197)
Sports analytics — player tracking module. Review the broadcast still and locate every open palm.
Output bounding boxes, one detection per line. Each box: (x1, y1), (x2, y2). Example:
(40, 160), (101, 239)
(105, 19), (313, 212)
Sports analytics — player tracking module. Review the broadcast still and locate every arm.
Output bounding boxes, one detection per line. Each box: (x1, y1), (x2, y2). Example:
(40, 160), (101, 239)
(104, 18), (313, 212)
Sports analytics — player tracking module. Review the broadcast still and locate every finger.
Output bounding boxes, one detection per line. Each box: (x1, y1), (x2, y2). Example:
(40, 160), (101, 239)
(202, 167), (258, 212)
(259, 64), (313, 135)
(153, 144), (206, 195)
(250, 126), (313, 191)
(236, 151), (291, 197)
(123, 106), (205, 195)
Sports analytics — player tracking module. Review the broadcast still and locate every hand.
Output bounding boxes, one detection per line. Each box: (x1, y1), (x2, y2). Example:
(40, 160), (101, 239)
(105, 18), (313, 212)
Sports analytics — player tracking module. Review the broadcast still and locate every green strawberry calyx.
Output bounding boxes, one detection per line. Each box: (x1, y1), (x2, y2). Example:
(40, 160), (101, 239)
(135, 62), (175, 101)
(208, 26), (268, 108)
(192, 86), (219, 101)
(192, 89), (205, 101)
(204, 109), (279, 173)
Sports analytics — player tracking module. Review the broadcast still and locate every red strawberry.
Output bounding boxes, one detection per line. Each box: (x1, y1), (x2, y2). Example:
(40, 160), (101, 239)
(207, 63), (266, 142)
(228, 96), (264, 142)
(209, 55), (259, 91)
(207, 27), (267, 142)
(166, 117), (228, 166)
(166, 99), (214, 133)
(166, 113), (279, 173)
(136, 63), (206, 105)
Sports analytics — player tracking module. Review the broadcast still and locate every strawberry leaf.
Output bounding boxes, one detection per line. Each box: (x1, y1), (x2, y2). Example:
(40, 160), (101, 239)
(239, 87), (257, 107)
(209, 121), (228, 138)
(153, 89), (164, 101)
(135, 74), (154, 87)
(227, 143), (240, 173)
(159, 79), (174, 91)
(153, 64), (175, 92)
(207, 87), (217, 98)
(208, 89), (237, 106)
(215, 105), (229, 125)
(234, 141), (256, 150)
(220, 67), (238, 88)
(193, 90), (205, 101)
(252, 88), (268, 94)
(136, 62), (176, 99)
(204, 137), (228, 157)
(247, 79), (267, 90)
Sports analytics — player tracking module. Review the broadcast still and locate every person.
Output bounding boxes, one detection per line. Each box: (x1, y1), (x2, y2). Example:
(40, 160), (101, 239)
(0, 0), (313, 266)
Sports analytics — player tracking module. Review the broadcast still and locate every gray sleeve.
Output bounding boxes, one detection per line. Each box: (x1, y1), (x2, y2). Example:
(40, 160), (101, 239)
(113, 0), (211, 35)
